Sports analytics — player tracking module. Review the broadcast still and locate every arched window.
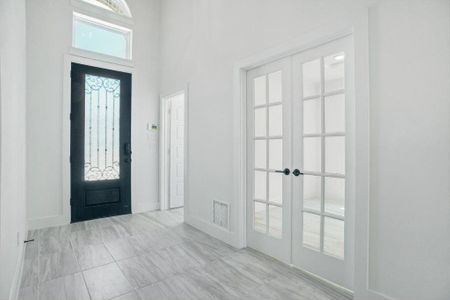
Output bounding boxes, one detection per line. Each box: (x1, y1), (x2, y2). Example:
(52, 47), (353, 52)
(80, 0), (132, 18)
(72, 0), (133, 60)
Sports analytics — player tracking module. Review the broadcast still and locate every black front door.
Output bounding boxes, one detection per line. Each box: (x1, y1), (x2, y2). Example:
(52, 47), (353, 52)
(71, 63), (132, 223)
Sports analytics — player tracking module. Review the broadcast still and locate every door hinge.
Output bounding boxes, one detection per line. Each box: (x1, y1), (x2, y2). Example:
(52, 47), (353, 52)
(70, 198), (73, 206)
(70, 113), (72, 121)
(69, 155), (71, 163)
(70, 70), (73, 78)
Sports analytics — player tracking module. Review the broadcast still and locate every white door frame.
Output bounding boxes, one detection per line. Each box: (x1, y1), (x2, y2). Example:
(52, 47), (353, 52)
(232, 24), (371, 298)
(159, 88), (189, 212)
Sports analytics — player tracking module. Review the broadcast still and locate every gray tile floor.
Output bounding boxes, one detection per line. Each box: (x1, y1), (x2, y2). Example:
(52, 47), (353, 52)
(19, 209), (349, 300)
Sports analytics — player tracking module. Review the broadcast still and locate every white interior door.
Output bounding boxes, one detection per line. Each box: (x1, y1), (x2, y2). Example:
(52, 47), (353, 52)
(291, 36), (354, 289)
(246, 36), (354, 289)
(246, 58), (292, 264)
(169, 93), (185, 209)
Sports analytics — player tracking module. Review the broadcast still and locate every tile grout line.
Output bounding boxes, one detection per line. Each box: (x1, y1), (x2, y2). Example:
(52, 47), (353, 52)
(79, 270), (93, 300)
(70, 231), (93, 300)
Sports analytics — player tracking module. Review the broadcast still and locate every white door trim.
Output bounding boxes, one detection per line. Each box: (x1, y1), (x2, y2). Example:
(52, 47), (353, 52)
(232, 22), (371, 298)
(159, 87), (189, 212)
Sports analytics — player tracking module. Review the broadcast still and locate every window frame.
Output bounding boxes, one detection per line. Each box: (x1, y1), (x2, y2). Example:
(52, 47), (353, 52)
(72, 12), (133, 61)
(78, 0), (132, 17)
(71, 0), (133, 21)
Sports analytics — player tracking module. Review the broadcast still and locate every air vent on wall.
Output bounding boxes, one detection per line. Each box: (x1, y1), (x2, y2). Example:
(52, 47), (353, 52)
(213, 200), (229, 230)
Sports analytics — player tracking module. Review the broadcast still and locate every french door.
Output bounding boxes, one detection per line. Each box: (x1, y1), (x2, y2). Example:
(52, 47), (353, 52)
(246, 58), (292, 264)
(71, 63), (132, 222)
(246, 36), (354, 289)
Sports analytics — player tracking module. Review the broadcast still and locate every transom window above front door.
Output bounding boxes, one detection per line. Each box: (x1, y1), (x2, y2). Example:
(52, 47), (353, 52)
(72, 0), (133, 60)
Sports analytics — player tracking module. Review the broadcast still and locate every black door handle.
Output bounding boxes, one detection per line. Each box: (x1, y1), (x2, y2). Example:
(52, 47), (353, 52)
(293, 169), (303, 176)
(275, 168), (290, 175)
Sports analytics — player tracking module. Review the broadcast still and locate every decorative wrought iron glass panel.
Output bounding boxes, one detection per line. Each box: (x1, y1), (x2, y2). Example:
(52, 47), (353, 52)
(84, 74), (121, 181)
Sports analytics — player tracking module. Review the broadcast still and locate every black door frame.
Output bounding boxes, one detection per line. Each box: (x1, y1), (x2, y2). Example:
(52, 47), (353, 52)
(70, 63), (132, 223)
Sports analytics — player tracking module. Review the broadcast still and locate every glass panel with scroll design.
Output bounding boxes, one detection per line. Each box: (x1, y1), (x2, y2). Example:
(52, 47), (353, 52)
(84, 74), (121, 181)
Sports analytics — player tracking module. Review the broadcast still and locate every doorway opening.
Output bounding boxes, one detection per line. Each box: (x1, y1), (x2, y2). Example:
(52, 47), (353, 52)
(160, 90), (187, 212)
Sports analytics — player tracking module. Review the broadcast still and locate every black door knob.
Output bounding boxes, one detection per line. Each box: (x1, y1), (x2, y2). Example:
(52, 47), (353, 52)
(275, 168), (290, 175)
(293, 169), (303, 176)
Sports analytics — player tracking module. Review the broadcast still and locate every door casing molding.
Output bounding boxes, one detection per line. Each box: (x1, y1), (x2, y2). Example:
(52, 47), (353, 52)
(232, 18), (371, 298)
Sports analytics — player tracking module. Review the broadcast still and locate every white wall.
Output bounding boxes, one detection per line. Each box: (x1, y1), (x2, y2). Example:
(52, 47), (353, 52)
(159, 0), (450, 299)
(26, 0), (161, 228)
(369, 1), (450, 299)
(160, 0), (371, 236)
(0, 0), (28, 298)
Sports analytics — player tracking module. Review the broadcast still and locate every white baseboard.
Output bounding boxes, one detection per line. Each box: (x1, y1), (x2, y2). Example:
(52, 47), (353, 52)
(366, 289), (396, 300)
(184, 214), (242, 248)
(28, 215), (68, 230)
(290, 265), (353, 299)
(28, 202), (160, 230)
(133, 201), (160, 214)
(353, 287), (397, 300)
(9, 242), (25, 300)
